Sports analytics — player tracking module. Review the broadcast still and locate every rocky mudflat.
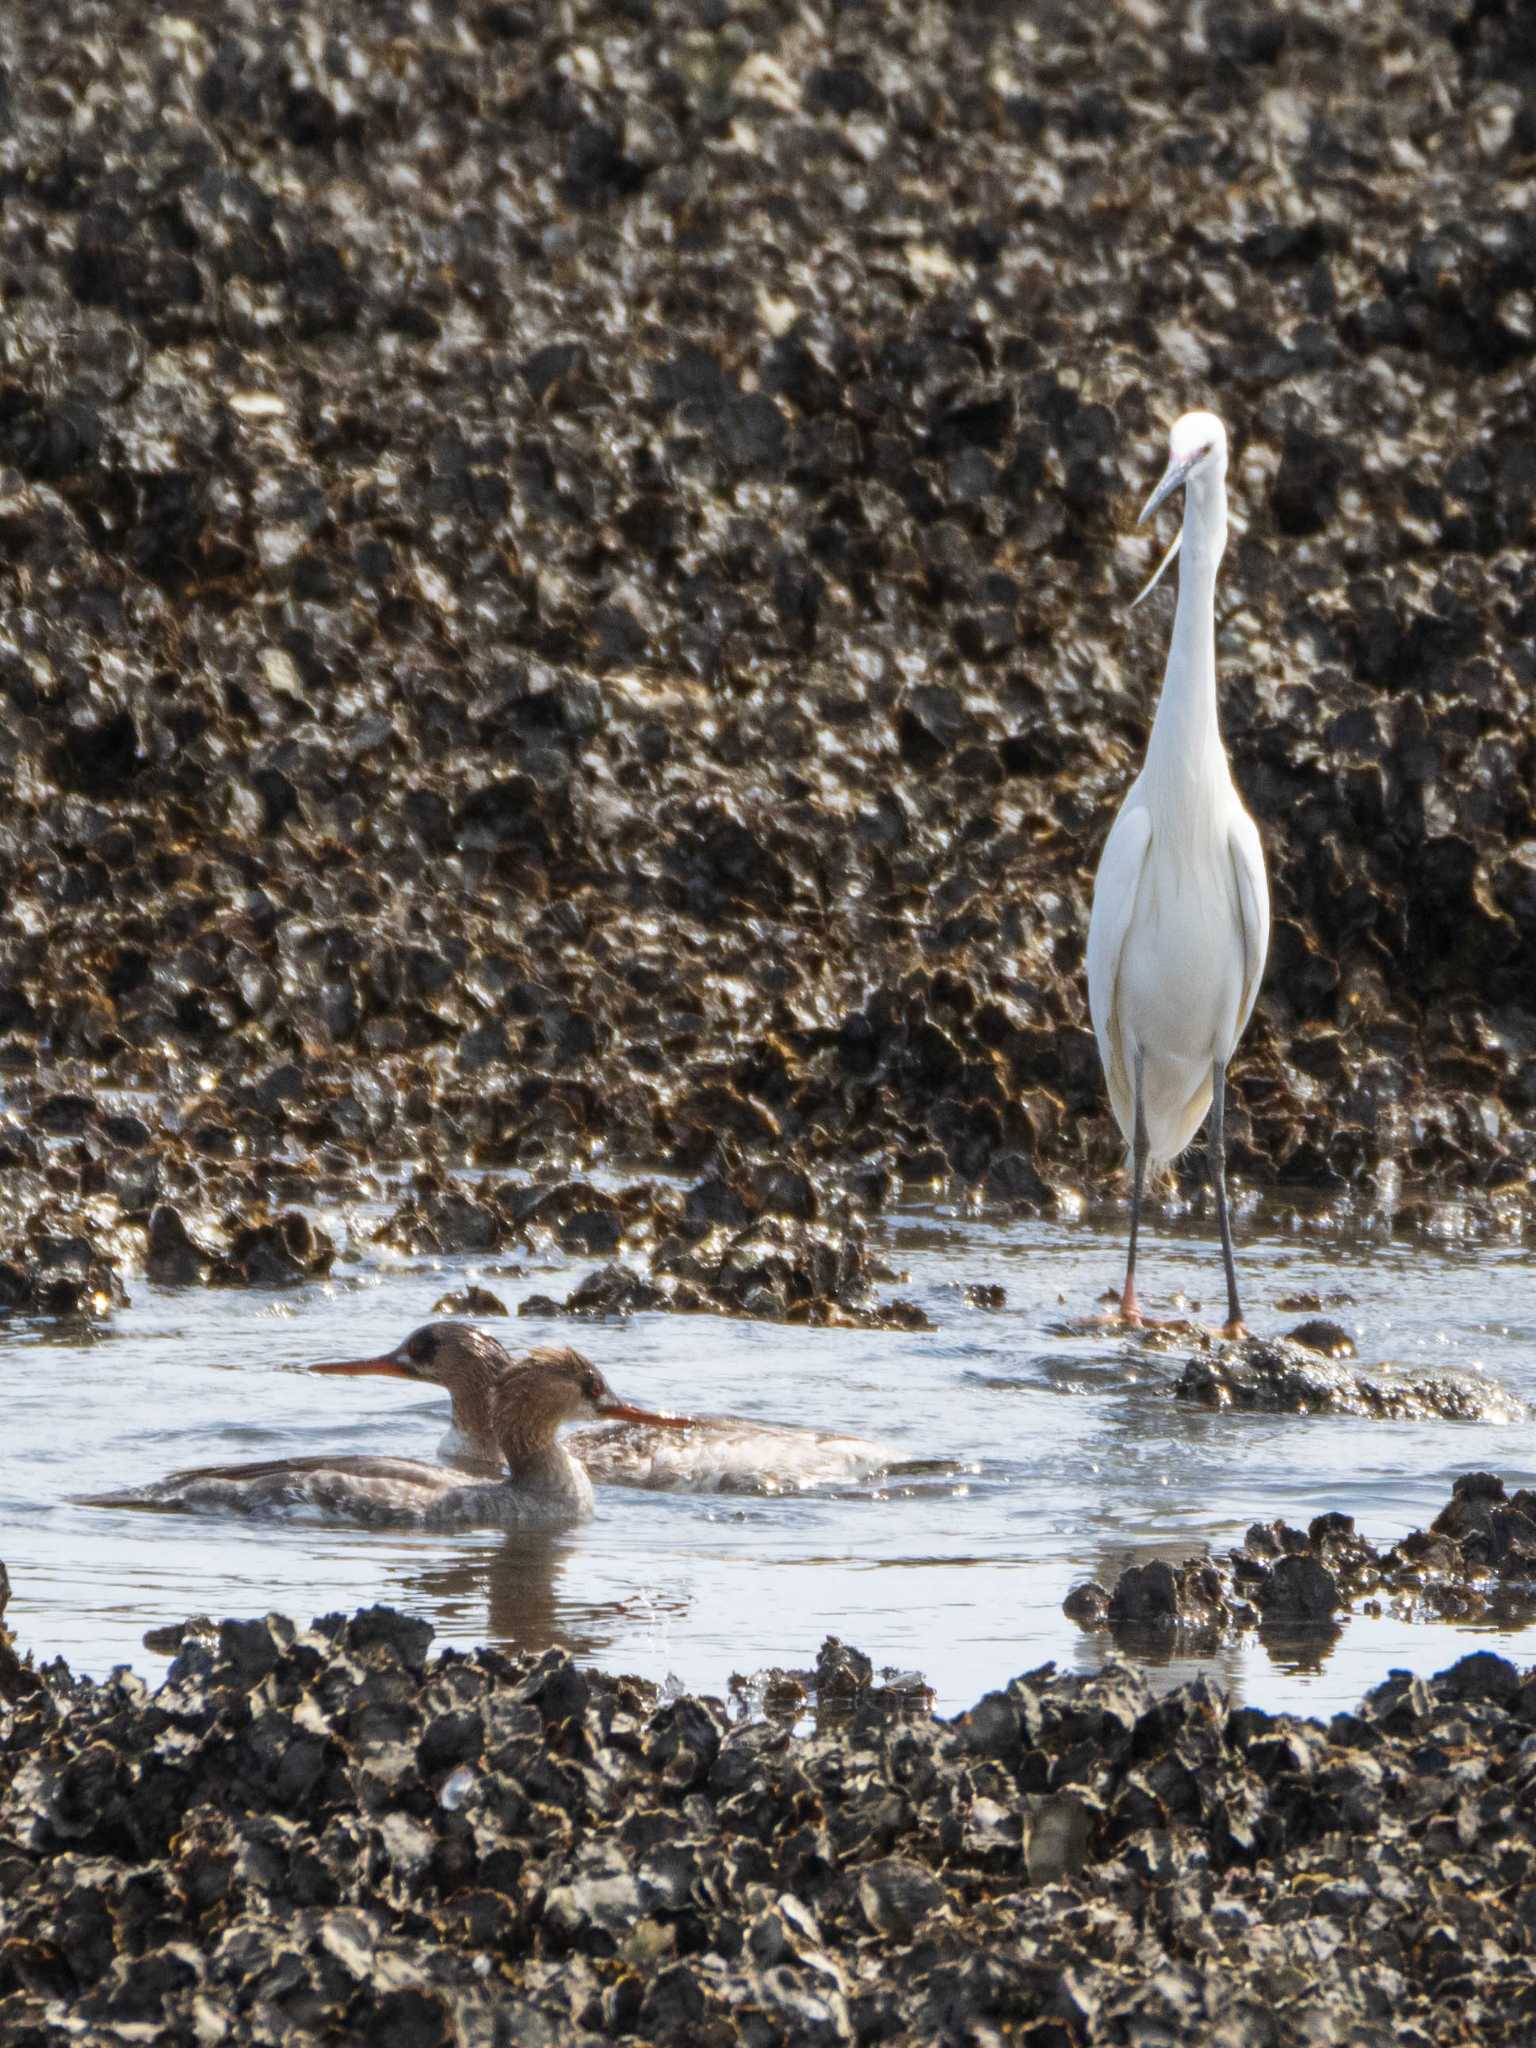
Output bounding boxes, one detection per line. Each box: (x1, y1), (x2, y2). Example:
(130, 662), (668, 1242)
(1, 1584), (1535, 2044)
(5, 3), (1536, 2032)
(0, 0), (1533, 1327)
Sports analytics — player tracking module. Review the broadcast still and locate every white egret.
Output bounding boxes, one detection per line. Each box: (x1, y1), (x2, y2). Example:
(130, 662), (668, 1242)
(1086, 410), (1270, 1335)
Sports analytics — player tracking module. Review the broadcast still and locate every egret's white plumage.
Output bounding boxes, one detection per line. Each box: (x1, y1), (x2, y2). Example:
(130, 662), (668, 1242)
(1086, 410), (1269, 1331)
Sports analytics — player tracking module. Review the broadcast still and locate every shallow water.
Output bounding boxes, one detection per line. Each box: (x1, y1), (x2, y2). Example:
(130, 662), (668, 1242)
(5, 1194), (1535, 1714)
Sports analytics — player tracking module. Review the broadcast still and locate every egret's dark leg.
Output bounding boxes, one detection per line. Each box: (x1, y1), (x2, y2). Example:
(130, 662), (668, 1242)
(1120, 1049), (1149, 1323)
(1209, 1058), (1245, 1337)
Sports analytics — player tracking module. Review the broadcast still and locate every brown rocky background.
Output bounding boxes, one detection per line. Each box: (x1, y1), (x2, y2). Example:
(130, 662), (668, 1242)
(0, 0), (1534, 1311)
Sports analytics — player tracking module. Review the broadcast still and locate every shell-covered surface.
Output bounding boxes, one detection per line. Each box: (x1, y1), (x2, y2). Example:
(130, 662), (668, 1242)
(0, 0), (1531, 1318)
(2, 1601), (1536, 2044)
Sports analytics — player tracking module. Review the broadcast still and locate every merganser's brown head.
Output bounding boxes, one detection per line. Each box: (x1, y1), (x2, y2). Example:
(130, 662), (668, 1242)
(309, 1322), (687, 1458)
(310, 1322), (517, 1444)
(492, 1351), (689, 1464)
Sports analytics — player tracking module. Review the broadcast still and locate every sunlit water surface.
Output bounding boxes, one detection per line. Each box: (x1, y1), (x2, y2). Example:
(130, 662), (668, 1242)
(5, 1196), (1535, 1715)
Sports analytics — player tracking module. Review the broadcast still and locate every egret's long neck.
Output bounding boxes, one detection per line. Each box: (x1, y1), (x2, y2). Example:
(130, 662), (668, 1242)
(1145, 474), (1228, 787)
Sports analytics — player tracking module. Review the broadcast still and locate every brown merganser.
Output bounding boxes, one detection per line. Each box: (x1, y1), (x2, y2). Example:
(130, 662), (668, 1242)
(82, 1350), (687, 1529)
(311, 1322), (899, 1494)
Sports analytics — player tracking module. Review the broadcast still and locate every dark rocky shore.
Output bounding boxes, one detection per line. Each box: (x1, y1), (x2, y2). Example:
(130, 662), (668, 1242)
(0, 0), (1534, 1321)
(1, 1587), (1534, 2046)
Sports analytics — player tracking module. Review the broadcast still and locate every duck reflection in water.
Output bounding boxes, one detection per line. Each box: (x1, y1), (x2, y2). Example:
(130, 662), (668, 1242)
(389, 1525), (689, 1667)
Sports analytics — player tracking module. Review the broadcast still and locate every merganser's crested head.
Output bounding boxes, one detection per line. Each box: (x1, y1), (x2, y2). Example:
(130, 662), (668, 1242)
(492, 1350), (689, 1458)
(309, 1321), (690, 1464)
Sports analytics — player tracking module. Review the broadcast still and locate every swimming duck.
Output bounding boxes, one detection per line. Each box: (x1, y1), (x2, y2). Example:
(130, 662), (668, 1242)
(85, 1347), (686, 1528)
(311, 1321), (898, 1494)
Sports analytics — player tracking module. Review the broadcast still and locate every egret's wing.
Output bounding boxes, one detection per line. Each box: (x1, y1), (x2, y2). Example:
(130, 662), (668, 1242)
(1227, 808), (1270, 1044)
(1086, 801), (1152, 1136)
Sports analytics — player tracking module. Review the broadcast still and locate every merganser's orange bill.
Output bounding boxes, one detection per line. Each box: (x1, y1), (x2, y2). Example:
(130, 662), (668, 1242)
(309, 1357), (412, 1378)
(596, 1399), (693, 1430)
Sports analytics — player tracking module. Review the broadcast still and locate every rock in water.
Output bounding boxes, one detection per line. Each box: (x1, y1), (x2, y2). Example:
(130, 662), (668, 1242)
(1175, 1335), (1525, 1422)
(1067, 1475), (1536, 1664)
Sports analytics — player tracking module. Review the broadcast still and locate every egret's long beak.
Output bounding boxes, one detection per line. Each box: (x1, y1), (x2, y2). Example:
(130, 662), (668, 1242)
(310, 1356), (416, 1379)
(1130, 526), (1182, 611)
(1139, 453), (1197, 525)
(595, 1396), (693, 1430)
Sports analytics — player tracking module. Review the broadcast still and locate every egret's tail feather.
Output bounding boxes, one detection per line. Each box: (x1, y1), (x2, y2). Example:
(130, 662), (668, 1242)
(1141, 1063), (1214, 1169)
(1105, 1051), (1213, 1172)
